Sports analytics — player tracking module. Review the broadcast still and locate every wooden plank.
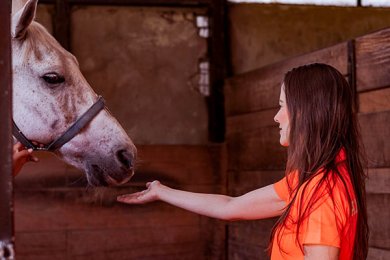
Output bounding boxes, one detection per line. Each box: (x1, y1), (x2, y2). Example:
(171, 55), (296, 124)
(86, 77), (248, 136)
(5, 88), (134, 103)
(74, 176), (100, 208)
(225, 42), (348, 116)
(227, 108), (278, 135)
(16, 145), (226, 188)
(134, 145), (225, 185)
(103, 243), (205, 260)
(41, 0), (211, 7)
(228, 240), (269, 260)
(228, 170), (284, 196)
(356, 28), (390, 92)
(16, 229), (204, 260)
(15, 231), (67, 257)
(15, 190), (200, 232)
(228, 218), (277, 247)
(366, 168), (390, 194)
(367, 194), (390, 250)
(67, 226), (201, 255)
(359, 111), (390, 168)
(227, 127), (287, 171)
(200, 218), (227, 260)
(358, 87), (390, 114)
(367, 247), (390, 260)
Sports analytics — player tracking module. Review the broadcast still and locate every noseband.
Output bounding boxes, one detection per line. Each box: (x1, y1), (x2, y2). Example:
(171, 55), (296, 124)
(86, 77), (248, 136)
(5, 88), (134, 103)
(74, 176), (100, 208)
(13, 96), (105, 151)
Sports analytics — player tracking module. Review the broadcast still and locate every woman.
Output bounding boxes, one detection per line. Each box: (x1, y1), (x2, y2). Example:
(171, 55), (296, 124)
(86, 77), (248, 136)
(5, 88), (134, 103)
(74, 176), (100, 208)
(117, 63), (369, 259)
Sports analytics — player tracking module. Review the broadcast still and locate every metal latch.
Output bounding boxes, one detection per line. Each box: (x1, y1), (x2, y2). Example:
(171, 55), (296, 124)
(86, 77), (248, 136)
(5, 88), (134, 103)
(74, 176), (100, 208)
(195, 15), (209, 38)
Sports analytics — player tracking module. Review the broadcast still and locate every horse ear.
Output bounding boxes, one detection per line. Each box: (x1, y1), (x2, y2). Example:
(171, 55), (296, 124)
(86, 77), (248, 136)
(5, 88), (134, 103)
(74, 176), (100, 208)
(12, 0), (38, 39)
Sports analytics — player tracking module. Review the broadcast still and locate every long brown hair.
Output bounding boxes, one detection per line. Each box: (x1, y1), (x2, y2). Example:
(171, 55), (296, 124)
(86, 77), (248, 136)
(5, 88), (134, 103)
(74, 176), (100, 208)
(270, 63), (368, 259)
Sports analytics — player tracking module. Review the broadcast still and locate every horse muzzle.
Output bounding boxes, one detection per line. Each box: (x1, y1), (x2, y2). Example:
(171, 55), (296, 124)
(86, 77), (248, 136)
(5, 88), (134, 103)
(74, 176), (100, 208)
(86, 146), (136, 187)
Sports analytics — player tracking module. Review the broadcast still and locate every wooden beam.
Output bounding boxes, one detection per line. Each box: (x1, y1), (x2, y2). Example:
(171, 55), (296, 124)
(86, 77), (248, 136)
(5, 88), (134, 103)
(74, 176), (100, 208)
(227, 126), (287, 171)
(206, 0), (228, 142)
(366, 168), (390, 194)
(225, 42), (348, 116)
(359, 110), (390, 168)
(40, 0), (211, 7)
(358, 87), (390, 114)
(53, 0), (71, 51)
(367, 194), (390, 249)
(356, 27), (390, 92)
(0, 0), (15, 256)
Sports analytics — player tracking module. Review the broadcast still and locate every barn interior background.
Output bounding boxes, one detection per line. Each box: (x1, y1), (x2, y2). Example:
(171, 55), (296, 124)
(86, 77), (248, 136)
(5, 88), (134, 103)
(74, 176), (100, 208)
(7, 0), (390, 259)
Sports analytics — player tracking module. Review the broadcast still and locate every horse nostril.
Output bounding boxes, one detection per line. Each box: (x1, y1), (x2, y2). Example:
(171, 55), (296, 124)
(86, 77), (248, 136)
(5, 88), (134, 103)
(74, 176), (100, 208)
(116, 149), (134, 170)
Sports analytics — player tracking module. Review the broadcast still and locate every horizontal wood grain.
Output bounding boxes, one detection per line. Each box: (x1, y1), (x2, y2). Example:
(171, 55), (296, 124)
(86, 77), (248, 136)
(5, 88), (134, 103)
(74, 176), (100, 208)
(227, 126), (287, 171)
(367, 193), (390, 249)
(358, 87), (390, 114)
(227, 108), (278, 135)
(225, 42), (348, 116)
(366, 168), (390, 194)
(367, 247), (390, 260)
(359, 111), (390, 168)
(356, 28), (390, 92)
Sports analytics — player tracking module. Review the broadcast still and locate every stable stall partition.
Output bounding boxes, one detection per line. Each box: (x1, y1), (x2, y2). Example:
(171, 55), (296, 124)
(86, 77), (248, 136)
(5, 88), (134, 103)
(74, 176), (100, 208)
(225, 28), (390, 259)
(14, 2), (227, 259)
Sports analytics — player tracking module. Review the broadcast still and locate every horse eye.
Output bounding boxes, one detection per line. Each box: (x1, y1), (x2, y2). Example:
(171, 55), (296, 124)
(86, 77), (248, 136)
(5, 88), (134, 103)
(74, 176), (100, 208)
(42, 73), (65, 85)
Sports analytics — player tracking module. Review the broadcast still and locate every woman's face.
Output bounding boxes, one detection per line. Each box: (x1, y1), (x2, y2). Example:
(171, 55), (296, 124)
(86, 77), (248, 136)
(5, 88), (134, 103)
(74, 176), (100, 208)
(274, 85), (290, 147)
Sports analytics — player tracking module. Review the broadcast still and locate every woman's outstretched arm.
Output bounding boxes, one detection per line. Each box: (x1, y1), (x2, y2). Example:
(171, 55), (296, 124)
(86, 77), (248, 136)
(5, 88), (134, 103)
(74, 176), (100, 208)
(117, 180), (286, 221)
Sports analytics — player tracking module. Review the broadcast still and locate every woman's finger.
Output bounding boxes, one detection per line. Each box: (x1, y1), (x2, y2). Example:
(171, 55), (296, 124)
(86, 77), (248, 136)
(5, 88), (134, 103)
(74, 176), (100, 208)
(30, 156), (39, 162)
(13, 142), (24, 153)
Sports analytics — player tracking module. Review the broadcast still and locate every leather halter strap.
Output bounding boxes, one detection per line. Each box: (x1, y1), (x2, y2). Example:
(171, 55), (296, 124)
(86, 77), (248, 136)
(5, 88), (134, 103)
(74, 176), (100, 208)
(13, 96), (105, 152)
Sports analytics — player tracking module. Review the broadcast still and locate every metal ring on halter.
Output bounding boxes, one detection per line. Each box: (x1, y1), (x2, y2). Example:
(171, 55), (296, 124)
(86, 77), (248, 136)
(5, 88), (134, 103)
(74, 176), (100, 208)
(0, 241), (15, 260)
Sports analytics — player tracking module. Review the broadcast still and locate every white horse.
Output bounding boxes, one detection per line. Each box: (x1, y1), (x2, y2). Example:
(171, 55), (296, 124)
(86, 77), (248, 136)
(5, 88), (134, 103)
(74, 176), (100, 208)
(12, 0), (137, 186)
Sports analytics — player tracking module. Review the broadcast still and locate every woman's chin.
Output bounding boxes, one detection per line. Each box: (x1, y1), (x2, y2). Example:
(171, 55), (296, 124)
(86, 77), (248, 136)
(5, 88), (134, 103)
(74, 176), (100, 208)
(279, 138), (289, 147)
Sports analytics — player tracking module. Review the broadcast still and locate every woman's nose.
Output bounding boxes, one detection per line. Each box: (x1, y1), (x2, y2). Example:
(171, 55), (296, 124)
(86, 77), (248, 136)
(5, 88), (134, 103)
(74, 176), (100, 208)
(274, 113), (279, 123)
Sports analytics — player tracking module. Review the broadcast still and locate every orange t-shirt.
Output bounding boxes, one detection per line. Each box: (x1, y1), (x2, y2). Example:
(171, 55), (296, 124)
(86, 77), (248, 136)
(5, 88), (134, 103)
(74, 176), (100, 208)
(272, 150), (357, 260)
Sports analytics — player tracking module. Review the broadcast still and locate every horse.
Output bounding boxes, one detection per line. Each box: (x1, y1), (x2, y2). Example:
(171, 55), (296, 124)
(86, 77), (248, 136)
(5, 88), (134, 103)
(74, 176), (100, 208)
(11, 0), (137, 186)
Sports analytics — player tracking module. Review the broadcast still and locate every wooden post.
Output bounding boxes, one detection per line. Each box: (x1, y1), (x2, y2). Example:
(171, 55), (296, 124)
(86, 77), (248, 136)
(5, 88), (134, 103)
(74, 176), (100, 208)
(54, 0), (71, 51)
(0, 0), (15, 259)
(207, 0), (228, 143)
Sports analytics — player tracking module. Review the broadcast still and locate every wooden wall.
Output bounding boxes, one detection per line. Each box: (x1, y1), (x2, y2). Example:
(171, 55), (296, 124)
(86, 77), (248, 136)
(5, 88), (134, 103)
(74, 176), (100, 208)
(15, 145), (227, 259)
(225, 28), (390, 259)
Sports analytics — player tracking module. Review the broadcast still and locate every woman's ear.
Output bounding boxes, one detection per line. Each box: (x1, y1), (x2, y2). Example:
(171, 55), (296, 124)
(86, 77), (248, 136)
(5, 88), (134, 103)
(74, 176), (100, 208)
(11, 0), (38, 39)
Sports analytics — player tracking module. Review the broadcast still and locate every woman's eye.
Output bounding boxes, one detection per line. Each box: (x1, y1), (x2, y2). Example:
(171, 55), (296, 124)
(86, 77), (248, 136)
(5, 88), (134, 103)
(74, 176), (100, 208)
(42, 73), (65, 85)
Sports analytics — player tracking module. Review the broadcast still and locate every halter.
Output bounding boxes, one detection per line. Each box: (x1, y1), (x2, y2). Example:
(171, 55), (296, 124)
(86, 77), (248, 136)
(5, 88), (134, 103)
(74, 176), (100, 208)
(13, 96), (105, 152)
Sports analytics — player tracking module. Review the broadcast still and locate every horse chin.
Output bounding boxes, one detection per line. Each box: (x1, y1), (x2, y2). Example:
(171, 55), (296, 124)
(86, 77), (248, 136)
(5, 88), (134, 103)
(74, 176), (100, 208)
(106, 173), (134, 186)
(86, 163), (134, 187)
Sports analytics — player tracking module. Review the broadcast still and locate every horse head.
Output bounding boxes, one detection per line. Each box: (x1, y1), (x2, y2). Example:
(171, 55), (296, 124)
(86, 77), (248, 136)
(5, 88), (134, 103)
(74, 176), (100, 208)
(12, 0), (137, 186)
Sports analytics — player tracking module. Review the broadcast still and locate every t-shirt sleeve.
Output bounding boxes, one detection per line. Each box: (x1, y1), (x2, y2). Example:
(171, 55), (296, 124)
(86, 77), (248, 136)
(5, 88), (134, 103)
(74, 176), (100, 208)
(303, 196), (341, 248)
(302, 179), (346, 248)
(273, 177), (289, 202)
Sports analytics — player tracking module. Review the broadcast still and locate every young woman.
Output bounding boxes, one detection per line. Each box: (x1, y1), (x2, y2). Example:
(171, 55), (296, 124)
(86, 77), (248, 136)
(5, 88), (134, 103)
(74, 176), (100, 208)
(117, 63), (369, 260)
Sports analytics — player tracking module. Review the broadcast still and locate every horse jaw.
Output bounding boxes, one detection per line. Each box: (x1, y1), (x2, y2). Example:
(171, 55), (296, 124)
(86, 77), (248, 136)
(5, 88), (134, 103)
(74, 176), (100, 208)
(12, 0), (137, 186)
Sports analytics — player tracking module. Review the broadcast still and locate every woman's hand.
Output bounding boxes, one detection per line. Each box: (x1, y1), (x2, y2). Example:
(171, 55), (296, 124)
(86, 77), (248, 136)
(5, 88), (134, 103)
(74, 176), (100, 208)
(117, 180), (162, 204)
(13, 142), (39, 176)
